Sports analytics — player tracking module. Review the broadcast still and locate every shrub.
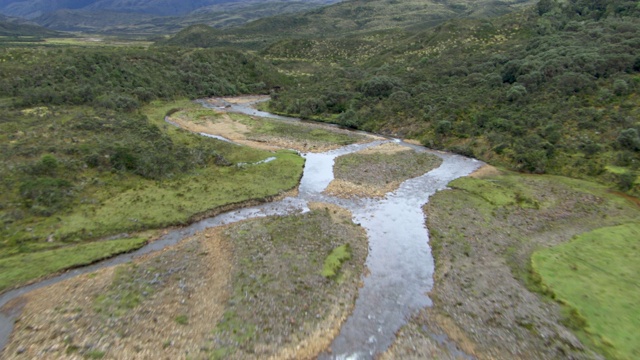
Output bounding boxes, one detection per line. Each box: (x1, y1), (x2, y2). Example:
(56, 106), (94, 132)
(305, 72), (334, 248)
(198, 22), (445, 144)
(617, 128), (640, 151)
(359, 76), (400, 98)
(20, 177), (74, 215)
(613, 79), (629, 96)
(506, 84), (528, 102)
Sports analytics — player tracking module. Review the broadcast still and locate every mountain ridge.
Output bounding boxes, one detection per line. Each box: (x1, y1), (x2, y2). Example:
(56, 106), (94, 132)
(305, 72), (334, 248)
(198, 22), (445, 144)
(160, 0), (536, 49)
(0, 0), (341, 34)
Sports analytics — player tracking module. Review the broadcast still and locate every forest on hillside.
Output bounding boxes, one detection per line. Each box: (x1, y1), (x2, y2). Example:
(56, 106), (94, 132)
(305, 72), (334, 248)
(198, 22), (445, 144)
(264, 0), (640, 193)
(0, 47), (289, 246)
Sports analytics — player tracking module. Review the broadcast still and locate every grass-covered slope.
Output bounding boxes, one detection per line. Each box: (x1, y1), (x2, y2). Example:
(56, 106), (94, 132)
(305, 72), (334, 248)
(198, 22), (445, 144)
(0, 236), (148, 293)
(0, 98), (304, 248)
(266, 0), (640, 194)
(532, 223), (640, 360)
(0, 42), (304, 292)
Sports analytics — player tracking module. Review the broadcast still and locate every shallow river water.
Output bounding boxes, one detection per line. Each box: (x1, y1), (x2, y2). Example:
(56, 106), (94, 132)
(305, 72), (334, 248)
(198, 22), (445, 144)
(0, 99), (482, 358)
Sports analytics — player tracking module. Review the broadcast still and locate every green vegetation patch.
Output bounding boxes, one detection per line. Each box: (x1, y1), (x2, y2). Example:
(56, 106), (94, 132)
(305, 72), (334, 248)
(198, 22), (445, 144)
(532, 223), (640, 360)
(0, 237), (147, 293)
(53, 149), (303, 241)
(321, 244), (351, 278)
(1, 101), (304, 256)
(448, 176), (539, 208)
(171, 108), (223, 125)
(209, 207), (367, 357)
(94, 263), (152, 318)
(334, 149), (442, 188)
(264, 0), (640, 193)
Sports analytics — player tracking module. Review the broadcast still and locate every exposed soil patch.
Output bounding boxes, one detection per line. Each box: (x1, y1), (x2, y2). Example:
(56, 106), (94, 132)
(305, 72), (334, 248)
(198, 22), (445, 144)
(192, 96), (376, 153)
(168, 112), (280, 151)
(326, 143), (442, 198)
(384, 172), (640, 359)
(222, 95), (270, 105)
(3, 203), (368, 359)
(169, 109), (367, 153)
(468, 164), (501, 178)
(3, 227), (232, 359)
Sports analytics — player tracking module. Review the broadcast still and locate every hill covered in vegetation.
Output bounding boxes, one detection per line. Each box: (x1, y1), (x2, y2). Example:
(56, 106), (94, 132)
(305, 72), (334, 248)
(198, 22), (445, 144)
(0, 14), (60, 37)
(259, 0), (639, 193)
(0, 46), (301, 288)
(0, 0), (341, 35)
(161, 0), (536, 48)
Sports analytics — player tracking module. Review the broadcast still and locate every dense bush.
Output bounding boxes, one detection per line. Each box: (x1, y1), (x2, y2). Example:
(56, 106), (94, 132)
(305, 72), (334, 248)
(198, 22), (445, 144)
(267, 0), (640, 188)
(0, 47), (289, 111)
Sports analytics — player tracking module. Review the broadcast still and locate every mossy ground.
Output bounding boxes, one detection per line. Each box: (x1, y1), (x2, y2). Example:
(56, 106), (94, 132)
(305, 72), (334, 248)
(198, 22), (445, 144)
(0, 236), (148, 293)
(209, 205), (368, 358)
(230, 112), (366, 149)
(321, 244), (351, 279)
(327, 143), (443, 197)
(334, 146), (442, 188)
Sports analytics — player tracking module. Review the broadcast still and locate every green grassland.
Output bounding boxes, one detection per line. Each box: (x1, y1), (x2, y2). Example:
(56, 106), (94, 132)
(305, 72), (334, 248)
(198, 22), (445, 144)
(229, 112), (364, 147)
(0, 236), (148, 293)
(532, 224), (640, 360)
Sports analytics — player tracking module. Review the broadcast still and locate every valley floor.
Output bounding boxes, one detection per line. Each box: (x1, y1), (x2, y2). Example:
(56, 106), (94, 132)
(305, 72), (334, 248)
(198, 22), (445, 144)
(2, 98), (638, 359)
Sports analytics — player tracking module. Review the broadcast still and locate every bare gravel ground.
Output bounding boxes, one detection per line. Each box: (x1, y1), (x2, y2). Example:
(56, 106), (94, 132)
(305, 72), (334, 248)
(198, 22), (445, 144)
(383, 166), (640, 360)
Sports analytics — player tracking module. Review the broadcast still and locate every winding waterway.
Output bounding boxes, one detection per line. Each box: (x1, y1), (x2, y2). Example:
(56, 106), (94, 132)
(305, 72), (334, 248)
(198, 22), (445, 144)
(0, 99), (482, 358)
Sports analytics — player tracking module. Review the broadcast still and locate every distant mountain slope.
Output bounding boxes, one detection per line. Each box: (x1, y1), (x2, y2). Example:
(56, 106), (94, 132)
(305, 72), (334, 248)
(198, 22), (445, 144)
(231, 0), (535, 36)
(161, 0), (536, 49)
(0, 0), (95, 19)
(33, 0), (339, 34)
(0, 1), (225, 19)
(0, 12), (60, 36)
(0, 0), (341, 34)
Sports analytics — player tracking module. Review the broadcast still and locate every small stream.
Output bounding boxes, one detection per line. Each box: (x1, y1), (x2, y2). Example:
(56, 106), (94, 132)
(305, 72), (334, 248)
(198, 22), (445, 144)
(0, 99), (482, 358)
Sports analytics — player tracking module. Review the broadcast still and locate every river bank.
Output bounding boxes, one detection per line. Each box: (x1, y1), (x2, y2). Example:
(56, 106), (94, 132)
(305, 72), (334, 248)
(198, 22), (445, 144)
(383, 166), (640, 359)
(2, 96), (482, 359)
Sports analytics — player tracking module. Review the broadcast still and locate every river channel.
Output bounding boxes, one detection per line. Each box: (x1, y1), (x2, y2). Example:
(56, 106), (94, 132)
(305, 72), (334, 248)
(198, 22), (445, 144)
(0, 98), (482, 358)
